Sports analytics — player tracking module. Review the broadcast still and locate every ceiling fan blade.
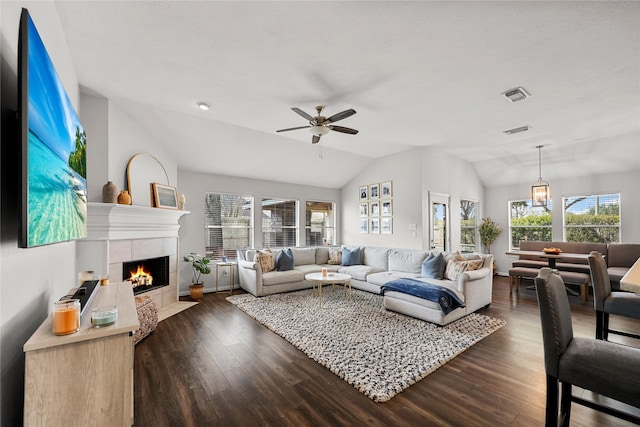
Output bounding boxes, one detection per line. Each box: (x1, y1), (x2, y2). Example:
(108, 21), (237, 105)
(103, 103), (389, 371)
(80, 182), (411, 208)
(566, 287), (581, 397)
(326, 109), (356, 123)
(276, 125), (311, 132)
(291, 107), (314, 122)
(328, 125), (359, 135)
(312, 135), (321, 144)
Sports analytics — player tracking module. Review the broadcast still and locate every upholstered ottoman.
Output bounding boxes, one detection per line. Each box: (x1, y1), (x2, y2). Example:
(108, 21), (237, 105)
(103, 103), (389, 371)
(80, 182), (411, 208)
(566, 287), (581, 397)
(133, 295), (158, 345)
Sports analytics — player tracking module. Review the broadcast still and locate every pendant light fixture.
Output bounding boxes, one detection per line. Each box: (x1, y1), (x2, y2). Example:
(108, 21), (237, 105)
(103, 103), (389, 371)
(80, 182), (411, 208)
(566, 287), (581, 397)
(531, 145), (550, 207)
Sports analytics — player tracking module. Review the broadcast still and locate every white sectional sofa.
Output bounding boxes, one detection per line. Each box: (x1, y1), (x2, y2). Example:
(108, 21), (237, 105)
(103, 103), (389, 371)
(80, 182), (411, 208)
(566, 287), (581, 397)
(237, 246), (494, 325)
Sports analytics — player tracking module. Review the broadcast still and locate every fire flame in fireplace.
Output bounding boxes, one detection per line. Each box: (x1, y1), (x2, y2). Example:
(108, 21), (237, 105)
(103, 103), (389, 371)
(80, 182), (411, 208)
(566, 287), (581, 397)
(128, 265), (153, 287)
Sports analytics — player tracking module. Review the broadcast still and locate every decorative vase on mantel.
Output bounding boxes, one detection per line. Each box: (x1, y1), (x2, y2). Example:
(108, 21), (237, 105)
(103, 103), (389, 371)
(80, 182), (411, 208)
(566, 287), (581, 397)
(102, 181), (117, 203)
(117, 190), (132, 205)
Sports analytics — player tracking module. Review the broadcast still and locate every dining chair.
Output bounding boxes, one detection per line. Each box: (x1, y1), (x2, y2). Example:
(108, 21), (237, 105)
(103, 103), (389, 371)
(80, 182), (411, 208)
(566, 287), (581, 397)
(534, 267), (640, 426)
(587, 251), (640, 340)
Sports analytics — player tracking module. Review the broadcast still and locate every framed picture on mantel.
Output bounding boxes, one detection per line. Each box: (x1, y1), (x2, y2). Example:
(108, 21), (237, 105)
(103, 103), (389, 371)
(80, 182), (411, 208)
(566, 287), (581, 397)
(152, 183), (178, 209)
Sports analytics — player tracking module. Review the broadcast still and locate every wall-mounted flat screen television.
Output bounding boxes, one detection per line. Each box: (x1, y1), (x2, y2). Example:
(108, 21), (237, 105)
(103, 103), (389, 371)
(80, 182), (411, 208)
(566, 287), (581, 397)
(18, 9), (87, 248)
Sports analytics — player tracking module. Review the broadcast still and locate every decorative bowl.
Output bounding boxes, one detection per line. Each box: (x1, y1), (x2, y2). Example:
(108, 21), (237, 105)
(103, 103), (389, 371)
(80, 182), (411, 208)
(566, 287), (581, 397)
(543, 248), (562, 255)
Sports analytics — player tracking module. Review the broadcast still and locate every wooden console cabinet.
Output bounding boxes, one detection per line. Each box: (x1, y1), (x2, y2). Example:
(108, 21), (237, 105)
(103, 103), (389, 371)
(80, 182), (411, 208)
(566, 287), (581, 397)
(23, 283), (139, 426)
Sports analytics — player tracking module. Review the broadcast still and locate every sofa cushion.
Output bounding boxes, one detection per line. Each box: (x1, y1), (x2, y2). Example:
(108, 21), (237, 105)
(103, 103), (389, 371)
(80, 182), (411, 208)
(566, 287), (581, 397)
(276, 248), (294, 271)
(607, 243), (640, 268)
(327, 247), (342, 265)
(291, 247), (316, 266)
(262, 270), (304, 286)
(362, 247), (390, 270)
(445, 252), (483, 281)
(341, 247), (361, 266)
(389, 249), (428, 274)
(294, 264), (340, 275)
(254, 249), (275, 273)
(421, 252), (447, 279)
(367, 271), (421, 286)
(315, 247), (330, 265)
(608, 266), (629, 283)
(338, 265), (384, 281)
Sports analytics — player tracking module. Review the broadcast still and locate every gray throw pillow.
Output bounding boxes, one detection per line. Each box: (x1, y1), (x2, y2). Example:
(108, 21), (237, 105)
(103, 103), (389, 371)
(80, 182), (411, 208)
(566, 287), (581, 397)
(421, 252), (446, 279)
(341, 246), (361, 266)
(276, 248), (294, 271)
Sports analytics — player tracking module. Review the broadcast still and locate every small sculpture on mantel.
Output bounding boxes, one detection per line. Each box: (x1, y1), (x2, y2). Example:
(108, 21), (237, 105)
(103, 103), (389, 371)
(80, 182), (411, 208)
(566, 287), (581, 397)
(179, 194), (186, 210)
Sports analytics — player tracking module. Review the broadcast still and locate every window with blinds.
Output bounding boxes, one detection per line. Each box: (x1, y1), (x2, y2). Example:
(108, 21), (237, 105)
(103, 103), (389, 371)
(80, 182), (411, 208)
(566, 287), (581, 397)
(508, 199), (552, 250)
(262, 198), (298, 248)
(205, 193), (253, 260)
(563, 193), (620, 243)
(460, 199), (478, 252)
(305, 201), (335, 246)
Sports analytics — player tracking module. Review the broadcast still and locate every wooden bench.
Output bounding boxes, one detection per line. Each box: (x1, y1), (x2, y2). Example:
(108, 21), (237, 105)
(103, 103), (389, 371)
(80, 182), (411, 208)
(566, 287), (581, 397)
(509, 267), (590, 302)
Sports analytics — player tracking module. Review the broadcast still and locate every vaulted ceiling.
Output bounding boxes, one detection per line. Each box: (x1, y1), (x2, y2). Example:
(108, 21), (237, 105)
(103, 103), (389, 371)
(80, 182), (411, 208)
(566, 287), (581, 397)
(54, 1), (640, 189)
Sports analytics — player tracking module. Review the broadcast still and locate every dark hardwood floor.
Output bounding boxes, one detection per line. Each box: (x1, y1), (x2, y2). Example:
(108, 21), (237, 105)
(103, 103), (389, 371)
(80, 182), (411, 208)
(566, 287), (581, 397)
(134, 275), (640, 426)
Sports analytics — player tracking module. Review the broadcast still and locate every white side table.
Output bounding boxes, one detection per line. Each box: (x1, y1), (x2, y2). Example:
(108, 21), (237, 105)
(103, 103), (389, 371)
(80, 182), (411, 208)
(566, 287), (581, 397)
(216, 262), (236, 294)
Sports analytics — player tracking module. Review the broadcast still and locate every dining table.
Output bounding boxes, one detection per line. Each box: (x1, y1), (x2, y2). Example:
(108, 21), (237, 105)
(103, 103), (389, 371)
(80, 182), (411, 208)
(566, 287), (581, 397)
(620, 257), (640, 295)
(505, 250), (593, 297)
(504, 250), (591, 268)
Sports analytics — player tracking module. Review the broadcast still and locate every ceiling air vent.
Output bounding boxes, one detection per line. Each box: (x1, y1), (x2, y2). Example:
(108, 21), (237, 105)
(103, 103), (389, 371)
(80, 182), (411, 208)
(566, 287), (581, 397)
(502, 87), (530, 103)
(503, 125), (530, 135)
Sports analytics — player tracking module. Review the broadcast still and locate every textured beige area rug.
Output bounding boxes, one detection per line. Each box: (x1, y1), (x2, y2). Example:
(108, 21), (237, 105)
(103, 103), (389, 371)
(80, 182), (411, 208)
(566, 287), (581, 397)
(228, 287), (505, 402)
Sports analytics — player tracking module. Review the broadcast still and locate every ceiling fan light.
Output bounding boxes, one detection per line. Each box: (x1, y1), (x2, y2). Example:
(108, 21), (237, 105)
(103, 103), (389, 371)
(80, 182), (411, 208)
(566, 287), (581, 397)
(309, 125), (330, 136)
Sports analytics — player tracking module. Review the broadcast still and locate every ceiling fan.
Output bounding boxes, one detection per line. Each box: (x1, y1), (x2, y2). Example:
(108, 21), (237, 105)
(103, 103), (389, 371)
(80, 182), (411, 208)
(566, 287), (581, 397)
(276, 106), (358, 144)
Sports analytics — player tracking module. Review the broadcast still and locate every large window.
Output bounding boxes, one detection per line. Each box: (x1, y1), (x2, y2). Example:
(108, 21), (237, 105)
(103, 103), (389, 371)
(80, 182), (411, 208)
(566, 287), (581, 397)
(262, 198), (298, 248)
(205, 193), (253, 260)
(305, 201), (335, 246)
(509, 199), (552, 250)
(563, 193), (620, 243)
(460, 199), (478, 252)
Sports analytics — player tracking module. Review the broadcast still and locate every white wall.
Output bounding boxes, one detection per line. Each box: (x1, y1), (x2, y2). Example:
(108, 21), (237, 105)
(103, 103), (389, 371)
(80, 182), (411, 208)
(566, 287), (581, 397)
(108, 104), (178, 196)
(80, 92), (109, 203)
(0, 3), (79, 424)
(487, 169), (640, 275)
(341, 147), (485, 252)
(177, 170), (340, 294)
(80, 91), (179, 205)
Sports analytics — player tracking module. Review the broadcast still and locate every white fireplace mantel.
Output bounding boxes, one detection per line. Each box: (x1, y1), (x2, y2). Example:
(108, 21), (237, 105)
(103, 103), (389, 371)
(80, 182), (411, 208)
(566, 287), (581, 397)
(84, 202), (189, 241)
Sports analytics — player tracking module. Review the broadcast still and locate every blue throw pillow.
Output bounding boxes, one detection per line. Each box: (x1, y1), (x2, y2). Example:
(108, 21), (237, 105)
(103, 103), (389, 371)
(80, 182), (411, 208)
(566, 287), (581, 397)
(275, 248), (294, 271)
(341, 246), (361, 266)
(421, 252), (446, 279)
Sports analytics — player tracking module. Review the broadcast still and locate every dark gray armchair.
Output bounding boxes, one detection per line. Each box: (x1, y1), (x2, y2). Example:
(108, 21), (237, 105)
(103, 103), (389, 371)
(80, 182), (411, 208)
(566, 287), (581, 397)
(587, 251), (640, 340)
(534, 267), (640, 426)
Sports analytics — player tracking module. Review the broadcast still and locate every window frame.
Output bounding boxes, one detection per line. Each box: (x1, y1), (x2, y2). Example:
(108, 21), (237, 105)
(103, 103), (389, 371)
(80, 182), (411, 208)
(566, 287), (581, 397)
(562, 193), (621, 244)
(508, 199), (553, 250)
(305, 200), (336, 246)
(261, 197), (299, 248)
(204, 192), (254, 261)
(460, 199), (479, 252)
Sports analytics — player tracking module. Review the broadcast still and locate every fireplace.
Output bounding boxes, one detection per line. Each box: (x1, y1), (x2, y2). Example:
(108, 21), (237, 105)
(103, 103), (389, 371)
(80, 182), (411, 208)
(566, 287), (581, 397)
(123, 256), (170, 295)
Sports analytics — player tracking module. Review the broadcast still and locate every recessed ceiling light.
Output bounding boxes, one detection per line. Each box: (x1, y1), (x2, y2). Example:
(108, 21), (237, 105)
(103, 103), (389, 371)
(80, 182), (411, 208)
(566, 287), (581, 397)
(196, 102), (210, 111)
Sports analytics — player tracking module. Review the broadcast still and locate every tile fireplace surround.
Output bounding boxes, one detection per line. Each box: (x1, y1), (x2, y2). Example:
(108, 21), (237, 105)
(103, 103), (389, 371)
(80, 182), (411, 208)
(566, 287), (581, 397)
(76, 203), (189, 309)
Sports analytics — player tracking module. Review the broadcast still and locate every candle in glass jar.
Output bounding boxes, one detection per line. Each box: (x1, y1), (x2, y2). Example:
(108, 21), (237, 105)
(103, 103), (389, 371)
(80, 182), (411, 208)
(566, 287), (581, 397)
(52, 300), (80, 336)
(322, 268), (328, 277)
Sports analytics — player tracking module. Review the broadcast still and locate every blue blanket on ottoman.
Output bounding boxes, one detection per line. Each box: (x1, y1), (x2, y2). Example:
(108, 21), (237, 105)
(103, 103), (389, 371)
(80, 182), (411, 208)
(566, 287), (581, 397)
(380, 278), (465, 315)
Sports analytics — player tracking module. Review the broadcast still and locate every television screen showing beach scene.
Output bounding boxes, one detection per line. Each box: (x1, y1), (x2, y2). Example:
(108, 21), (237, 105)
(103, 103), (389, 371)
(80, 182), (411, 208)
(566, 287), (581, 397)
(24, 12), (87, 247)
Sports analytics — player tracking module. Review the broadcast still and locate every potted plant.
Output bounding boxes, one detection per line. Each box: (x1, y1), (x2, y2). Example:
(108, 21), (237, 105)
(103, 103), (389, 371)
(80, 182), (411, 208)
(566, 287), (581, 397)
(183, 252), (211, 300)
(479, 217), (502, 275)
